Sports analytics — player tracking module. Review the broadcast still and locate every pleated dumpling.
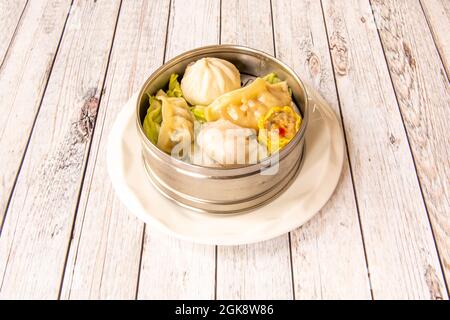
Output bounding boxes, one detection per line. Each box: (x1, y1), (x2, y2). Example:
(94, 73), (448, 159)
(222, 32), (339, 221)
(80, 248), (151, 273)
(181, 58), (241, 105)
(204, 78), (292, 131)
(156, 91), (194, 154)
(197, 119), (264, 166)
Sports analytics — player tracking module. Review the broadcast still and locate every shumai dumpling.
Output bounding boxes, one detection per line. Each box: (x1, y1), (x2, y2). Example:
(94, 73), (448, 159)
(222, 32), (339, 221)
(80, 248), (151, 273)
(181, 57), (241, 105)
(204, 77), (292, 131)
(156, 91), (194, 154)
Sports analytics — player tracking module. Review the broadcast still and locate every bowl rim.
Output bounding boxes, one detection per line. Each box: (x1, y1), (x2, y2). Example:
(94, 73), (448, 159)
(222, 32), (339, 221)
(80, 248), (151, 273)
(135, 44), (310, 176)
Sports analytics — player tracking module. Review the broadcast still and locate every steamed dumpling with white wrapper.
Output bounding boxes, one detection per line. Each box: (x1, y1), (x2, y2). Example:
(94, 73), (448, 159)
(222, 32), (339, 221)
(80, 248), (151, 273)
(156, 90), (194, 154)
(181, 57), (241, 105)
(141, 58), (300, 164)
(204, 77), (292, 131)
(197, 119), (265, 166)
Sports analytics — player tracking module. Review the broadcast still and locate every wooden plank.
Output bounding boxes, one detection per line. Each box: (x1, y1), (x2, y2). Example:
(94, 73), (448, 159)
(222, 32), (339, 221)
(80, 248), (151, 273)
(138, 234), (216, 299)
(136, 0), (219, 300)
(217, 237), (293, 299)
(321, 0), (447, 299)
(272, 0), (371, 299)
(60, 0), (170, 300)
(420, 0), (450, 78)
(216, 0), (293, 300)
(0, 0), (28, 64)
(371, 0), (450, 293)
(0, 0), (72, 228)
(0, 0), (122, 299)
(220, 0), (274, 52)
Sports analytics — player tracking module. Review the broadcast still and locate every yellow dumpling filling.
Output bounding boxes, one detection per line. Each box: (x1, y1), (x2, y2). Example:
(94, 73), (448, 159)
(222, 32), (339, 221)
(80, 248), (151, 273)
(258, 106), (301, 153)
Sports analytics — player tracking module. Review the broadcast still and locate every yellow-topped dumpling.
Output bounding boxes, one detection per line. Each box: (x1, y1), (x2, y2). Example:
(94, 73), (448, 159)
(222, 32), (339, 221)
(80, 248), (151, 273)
(204, 78), (292, 131)
(258, 106), (302, 153)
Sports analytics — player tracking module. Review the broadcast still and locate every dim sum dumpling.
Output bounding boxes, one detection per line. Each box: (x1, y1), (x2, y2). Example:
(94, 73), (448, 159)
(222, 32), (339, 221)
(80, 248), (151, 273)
(204, 78), (292, 131)
(181, 58), (241, 105)
(197, 119), (264, 166)
(156, 91), (194, 154)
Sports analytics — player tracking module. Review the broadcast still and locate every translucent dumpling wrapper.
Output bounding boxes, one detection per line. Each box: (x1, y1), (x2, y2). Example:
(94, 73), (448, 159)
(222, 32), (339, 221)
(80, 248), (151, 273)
(181, 58), (241, 105)
(204, 78), (292, 131)
(196, 119), (266, 166)
(156, 91), (194, 155)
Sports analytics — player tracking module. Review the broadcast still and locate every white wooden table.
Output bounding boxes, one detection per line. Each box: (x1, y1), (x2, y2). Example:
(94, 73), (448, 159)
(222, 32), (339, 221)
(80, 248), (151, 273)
(0, 0), (449, 300)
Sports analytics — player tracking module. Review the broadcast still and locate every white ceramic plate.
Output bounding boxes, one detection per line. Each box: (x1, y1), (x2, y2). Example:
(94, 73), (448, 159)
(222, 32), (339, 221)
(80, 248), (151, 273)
(107, 86), (345, 245)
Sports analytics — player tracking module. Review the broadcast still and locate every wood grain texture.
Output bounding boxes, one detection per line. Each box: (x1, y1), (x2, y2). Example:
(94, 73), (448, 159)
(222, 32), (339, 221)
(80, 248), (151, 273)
(221, 0), (274, 52)
(0, 0), (447, 301)
(139, 232), (216, 299)
(0, 0), (28, 64)
(60, 0), (170, 300)
(0, 0), (122, 299)
(216, 0), (293, 300)
(420, 0), (450, 78)
(137, 0), (219, 300)
(371, 0), (450, 292)
(217, 236), (293, 299)
(0, 0), (72, 228)
(322, 0), (447, 299)
(272, 0), (371, 299)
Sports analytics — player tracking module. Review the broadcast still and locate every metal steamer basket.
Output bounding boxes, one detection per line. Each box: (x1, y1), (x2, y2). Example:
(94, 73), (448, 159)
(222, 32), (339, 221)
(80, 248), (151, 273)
(136, 45), (310, 214)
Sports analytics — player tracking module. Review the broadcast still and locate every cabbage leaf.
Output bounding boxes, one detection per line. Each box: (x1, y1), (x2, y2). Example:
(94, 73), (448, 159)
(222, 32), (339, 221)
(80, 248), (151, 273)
(142, 94), (162, 144)
(166, 73), (183, 98)
(262, 72), (282, 84)
(190, 105), (207, 122)
(142, 73), (183, 144)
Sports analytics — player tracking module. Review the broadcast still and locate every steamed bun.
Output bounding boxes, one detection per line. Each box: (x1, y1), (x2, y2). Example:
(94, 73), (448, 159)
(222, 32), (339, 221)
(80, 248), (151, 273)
(181, 58), (241, 105)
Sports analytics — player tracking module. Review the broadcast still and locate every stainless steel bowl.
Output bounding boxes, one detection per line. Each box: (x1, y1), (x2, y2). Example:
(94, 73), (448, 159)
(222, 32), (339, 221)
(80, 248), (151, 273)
(136, 45), (309, 213)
